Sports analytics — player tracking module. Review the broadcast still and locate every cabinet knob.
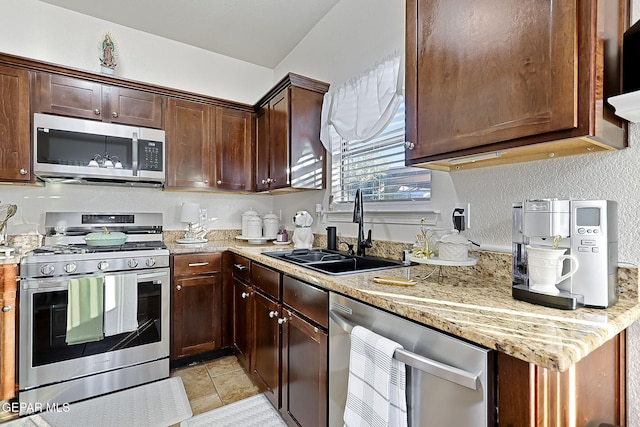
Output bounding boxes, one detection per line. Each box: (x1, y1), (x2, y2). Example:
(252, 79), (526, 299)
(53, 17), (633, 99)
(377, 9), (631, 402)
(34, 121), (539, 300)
(112, 111), (118, 118)
(268, 310), (278, 318)
(19, 168), (28, 175)
(271, 178), (277, 183)
(404, 141), (415, 150)
(204, 179), (209, 184)
(1, 305), (11, 312)
(217, 180), (222, 185)
(261, 178), (269, 185)
(234, 263), (247, 271)
(241, 292), (250, 299)
(94, 108), (101, 115)
(176, 285), (182, 291)
(278, 317), (287, 325)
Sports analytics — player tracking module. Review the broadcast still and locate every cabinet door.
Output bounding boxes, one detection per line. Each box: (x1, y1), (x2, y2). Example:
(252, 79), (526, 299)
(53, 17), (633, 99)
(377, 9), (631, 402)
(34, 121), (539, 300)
(0, 65), (31, 182)
(0, 265), (17, 401)
(268, 89), (290, 190)
(213, 107), (254, 191)
(255, 106), (270, 191)
(405, 0), (577, 162)
(171, 274), (222, 359)
(165, 98), (214, 189)
(289, 86), (326, 190)
(106, 86), (163, 128)
(33, 73), (103, 120)
(281, 310), (327, 427)
(497, 332), (625, 426)
(232, 278), (253, 371)
(252, 291), (281, 409)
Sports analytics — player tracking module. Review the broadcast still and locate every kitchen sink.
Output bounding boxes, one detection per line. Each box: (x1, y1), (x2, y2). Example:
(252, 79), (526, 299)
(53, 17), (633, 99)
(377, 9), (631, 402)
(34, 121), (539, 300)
(263, 249), (405, 276)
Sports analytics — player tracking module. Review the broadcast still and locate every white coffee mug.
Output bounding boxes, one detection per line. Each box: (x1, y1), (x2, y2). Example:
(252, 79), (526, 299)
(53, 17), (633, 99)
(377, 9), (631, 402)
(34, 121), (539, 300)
(526, 245), (579, 295)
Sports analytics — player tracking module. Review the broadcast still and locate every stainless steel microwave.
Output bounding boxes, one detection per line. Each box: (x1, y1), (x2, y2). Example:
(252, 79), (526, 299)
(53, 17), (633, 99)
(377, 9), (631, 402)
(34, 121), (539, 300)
(33, 113), (166, 187)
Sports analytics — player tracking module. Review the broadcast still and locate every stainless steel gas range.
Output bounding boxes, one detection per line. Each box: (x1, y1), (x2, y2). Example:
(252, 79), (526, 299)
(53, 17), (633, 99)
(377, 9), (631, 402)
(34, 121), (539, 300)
(18, 212), (170, 414)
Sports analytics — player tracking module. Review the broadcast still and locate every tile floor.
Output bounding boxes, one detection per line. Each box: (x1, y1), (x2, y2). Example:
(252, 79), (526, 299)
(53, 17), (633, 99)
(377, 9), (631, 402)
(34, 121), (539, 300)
(170, 355), (261, 417)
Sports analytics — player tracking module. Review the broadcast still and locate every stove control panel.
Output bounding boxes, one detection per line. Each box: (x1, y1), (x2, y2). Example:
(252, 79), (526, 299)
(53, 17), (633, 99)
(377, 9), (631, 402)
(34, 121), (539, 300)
(21, 250), (170, 278)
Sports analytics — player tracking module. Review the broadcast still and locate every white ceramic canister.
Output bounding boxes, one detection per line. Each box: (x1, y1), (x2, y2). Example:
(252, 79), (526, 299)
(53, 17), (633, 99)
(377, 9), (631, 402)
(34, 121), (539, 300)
(438, 230), (470, 261)
(246, 215), (263, 238)
(241, 207), (259, 237)
(262, 212), (279, 239)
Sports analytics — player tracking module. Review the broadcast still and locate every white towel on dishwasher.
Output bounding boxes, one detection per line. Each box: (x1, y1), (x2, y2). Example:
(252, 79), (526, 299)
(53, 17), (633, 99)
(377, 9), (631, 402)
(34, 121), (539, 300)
(103, 274), (138, 336)
(343, 325), (407, 427)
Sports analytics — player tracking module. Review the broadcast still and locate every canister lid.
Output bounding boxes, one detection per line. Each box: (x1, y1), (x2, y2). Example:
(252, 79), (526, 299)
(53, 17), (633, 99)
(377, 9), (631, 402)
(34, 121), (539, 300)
(242, 207), (259, 217)
(440, 231), (469, 245)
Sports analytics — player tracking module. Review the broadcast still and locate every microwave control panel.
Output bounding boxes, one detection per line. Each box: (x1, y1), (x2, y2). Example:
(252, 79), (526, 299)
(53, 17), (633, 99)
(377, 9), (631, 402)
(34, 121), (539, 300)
(138, 141), (163, 171)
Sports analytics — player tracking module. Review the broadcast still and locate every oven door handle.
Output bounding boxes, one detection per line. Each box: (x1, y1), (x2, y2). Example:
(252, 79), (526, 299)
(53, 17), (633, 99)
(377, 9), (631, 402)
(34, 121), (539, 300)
(329, 310), (480, 390)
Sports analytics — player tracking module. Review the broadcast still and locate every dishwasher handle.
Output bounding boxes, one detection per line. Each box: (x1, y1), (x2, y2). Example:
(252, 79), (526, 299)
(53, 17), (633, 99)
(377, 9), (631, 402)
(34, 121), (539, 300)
(329, 310), (480, 391)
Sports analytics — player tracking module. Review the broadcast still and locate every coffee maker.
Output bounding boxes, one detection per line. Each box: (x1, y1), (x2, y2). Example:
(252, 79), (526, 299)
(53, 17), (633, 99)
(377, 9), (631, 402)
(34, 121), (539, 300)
(512, 199), (618, 309)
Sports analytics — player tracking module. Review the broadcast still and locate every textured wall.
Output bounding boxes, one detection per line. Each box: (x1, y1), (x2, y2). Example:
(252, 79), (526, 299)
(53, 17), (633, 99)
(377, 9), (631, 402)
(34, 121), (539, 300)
(451, 104), (640, 427)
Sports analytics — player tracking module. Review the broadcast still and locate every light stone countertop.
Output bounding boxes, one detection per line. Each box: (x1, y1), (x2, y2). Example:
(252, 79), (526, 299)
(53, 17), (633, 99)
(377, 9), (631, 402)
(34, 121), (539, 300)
(170, 240), (640, 372)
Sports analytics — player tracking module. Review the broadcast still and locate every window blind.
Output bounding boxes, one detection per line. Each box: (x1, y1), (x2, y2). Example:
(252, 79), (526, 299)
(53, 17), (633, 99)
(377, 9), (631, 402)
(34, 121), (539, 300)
(332, 101), (431, 203)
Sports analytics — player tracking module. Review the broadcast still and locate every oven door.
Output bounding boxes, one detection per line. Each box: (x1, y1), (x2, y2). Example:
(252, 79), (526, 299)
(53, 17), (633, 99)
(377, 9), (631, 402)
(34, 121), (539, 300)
(19, 268), (169, 391)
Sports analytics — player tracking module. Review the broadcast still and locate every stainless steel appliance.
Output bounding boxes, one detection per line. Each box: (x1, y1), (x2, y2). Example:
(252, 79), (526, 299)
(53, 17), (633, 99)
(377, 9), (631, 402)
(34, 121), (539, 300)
(33, 113), (165, 187)
(512, 199), (618, 309)
(329, 293), (495, 426)
(19, 212), (170, 414)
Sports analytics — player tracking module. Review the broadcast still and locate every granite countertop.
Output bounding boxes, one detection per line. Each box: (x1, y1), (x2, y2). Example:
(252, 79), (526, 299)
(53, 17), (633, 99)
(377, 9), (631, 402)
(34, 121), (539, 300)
(167, 239), (640, 372)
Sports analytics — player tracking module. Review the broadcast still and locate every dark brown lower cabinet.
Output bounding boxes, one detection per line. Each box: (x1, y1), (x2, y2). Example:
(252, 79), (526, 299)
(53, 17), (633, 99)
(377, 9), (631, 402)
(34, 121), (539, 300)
(281, 310), (328, 427)
(497, 330), (626, 426)
(241, 263), (329, 426)
(0, 264), (17, 401)
(252, 290), (281, 408)
(232, 277), (253, 371)
(171, 253), (223, 360)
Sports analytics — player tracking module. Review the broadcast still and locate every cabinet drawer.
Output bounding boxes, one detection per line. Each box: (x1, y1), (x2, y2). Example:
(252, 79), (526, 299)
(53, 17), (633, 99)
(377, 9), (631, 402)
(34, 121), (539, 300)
(283, 275), (328, 329)
(231, 254), (251, 284)
(251, 263), (280, 300)
(172, 253), (222, 276)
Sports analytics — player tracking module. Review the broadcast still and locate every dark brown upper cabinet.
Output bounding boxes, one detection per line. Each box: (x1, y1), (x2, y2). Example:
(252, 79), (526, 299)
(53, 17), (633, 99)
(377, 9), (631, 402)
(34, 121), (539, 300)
(0, 65), (31, 182)
(33, 72), (164, 129)
(255, 74), (329, 192)
(405, 0), (629, 171)
(165, 98), (254, 192)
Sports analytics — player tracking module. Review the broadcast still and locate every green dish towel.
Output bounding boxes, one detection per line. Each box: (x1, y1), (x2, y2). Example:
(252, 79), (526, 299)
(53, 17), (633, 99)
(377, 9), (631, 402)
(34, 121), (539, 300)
(66, 277), (105, 345)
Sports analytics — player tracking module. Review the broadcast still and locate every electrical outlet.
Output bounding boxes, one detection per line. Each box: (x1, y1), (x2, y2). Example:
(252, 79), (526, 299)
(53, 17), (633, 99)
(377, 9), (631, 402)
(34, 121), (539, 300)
(453, 203), (470, 230)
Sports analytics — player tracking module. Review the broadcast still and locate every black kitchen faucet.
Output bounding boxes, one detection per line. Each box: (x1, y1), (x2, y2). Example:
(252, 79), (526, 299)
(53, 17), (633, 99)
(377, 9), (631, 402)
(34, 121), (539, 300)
(353, 188), (372, 256)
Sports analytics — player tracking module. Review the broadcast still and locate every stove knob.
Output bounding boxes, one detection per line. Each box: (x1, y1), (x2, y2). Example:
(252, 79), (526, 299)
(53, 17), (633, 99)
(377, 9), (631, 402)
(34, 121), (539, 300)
(40, 264), (55, 276)
(97, 261), (109, 271)
(64, 263), (77, 274)
(146, 258), (156, 267)
(128, 259), (139, 268)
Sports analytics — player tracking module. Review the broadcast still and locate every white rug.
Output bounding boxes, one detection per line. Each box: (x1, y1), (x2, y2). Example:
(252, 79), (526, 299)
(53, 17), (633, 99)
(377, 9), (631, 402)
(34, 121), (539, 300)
(180, 394), (286, 427)
(6, 377), (192, 427)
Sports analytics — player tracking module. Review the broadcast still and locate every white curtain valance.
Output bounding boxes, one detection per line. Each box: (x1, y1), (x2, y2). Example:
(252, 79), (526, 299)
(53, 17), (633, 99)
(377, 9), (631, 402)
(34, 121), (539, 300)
(320, 51), (404, 152)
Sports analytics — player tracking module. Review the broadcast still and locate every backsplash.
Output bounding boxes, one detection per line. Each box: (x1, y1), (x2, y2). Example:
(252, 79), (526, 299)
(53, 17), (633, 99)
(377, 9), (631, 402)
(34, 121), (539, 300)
(316, 234), (638, 298)
(12, 229), (636, 297)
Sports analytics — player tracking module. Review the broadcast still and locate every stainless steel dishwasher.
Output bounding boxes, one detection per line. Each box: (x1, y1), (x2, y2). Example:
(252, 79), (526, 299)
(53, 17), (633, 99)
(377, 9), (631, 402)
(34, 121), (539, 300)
(329, 292), (495, 426)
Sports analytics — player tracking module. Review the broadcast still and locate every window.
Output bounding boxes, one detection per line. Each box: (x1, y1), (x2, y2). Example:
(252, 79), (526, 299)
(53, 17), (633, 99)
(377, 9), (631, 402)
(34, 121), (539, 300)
(331, 100), (431, 204)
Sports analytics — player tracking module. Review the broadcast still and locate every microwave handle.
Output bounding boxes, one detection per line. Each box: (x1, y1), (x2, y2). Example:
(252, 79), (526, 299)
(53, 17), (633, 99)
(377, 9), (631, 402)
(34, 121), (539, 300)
(132, 132), (139, 176)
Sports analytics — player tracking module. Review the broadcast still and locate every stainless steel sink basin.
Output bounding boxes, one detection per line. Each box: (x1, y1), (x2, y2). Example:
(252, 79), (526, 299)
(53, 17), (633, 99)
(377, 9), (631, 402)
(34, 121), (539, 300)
(263, 249), (405, 276)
